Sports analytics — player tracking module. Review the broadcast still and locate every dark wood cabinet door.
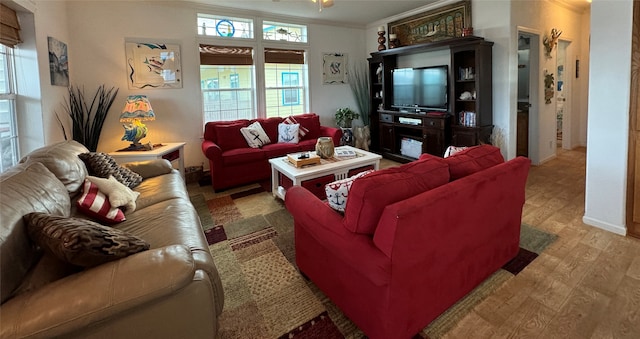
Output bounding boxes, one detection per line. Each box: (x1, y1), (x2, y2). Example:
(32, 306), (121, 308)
(423, 128), (444, 156)
(380, 123), (395, 152)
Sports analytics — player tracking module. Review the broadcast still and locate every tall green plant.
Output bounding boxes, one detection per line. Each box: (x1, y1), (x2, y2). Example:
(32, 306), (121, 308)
(56, 84), (119, 152)
(348, 61), (370, 125)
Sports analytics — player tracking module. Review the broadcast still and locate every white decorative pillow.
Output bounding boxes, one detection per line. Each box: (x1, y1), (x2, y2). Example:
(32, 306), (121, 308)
(278, 123), (300, 144)
(325, 170), (374, 212)
(444, 145), (469, 158)
(240, 121), (271, 148)
(87, 175), (140, 212)
(284, 116), (309, 139)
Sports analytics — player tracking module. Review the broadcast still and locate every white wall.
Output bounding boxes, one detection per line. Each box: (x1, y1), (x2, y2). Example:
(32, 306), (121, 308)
(28, 1), (367, 168)
(583, 0), (632, 236)
(511, 0), (588, 163)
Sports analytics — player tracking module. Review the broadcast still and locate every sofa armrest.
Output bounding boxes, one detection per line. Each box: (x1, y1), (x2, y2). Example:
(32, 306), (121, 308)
(201, 140), (222, 161)
(285, 186), (389, 281)
(121, 159), (173, 179)
(320, 126), (343, 147)
(1, 245), (199, 338)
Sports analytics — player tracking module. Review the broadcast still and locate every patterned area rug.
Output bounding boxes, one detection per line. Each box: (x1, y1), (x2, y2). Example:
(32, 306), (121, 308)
(191, 188), (557, 339)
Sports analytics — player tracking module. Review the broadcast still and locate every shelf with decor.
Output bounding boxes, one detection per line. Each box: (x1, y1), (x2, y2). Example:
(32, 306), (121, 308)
(367, 36), (493, 158)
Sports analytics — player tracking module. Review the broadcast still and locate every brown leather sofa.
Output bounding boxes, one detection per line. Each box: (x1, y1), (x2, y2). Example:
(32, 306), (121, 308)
(0, 141), (224, 338)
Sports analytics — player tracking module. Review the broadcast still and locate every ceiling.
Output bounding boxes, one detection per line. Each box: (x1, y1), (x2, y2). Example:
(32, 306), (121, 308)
(187, 0), (591, 27)
(188, 0), (437, 26)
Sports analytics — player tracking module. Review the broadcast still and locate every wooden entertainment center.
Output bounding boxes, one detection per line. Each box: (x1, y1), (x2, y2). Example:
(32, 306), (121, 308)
(368, 36), (493, 162)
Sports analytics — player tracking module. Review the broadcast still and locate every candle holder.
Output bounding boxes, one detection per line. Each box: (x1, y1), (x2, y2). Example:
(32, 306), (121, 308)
(377, 30), (386, 51)
(389, 34), (398, 48)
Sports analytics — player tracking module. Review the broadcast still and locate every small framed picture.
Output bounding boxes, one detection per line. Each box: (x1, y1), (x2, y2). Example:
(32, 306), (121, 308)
(322, 53), (347, 84)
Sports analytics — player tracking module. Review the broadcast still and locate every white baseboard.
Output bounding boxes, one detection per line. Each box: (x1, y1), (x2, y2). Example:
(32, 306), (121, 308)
(582, 216), (627, 236)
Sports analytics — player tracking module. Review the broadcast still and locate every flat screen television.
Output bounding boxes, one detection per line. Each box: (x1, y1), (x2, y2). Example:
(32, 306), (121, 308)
(392, 65), (449, 111)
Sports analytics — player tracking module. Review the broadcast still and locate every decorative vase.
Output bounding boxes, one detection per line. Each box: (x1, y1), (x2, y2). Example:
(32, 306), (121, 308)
(315, 137), (335, 159)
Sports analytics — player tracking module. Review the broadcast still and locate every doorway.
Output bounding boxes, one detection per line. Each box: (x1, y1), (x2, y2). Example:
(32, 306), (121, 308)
(516, 31), (540, 161)
(556, 40), (571, 149)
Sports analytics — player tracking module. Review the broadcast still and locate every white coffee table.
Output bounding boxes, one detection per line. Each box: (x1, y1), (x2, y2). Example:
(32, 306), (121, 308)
(269, 146), (382, 200)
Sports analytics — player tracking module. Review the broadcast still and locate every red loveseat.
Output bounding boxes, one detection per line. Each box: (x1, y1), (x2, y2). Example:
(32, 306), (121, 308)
(284, 145), (531, 339)
(202, 113), (341, 191)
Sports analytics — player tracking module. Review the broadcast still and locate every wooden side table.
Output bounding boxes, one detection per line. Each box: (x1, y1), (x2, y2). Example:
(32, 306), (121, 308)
(109, 142), (186, 179)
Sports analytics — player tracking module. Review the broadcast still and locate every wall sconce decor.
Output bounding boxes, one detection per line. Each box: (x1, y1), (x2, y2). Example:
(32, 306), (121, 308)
(119, 95), (156, 150)
(543, 28), (562, 58)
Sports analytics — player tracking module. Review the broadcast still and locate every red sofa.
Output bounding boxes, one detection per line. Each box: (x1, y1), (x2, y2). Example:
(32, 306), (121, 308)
(202, 113), (341, 191)
(284, 145), (531, 339)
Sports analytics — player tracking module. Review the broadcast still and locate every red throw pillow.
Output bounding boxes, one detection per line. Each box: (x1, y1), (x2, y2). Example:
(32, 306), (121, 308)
(343, 157), (449, 235)
(443, 145), (504, 180)
(77, 179), (125, 223)
(215, 122), (250, 151)
(284, 115), (310, 139)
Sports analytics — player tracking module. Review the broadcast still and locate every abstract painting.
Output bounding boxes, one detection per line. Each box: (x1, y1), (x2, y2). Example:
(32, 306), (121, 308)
(322, 53), (347, 84)
(48, 36), (69, 87)
(125, 41), (182, 89)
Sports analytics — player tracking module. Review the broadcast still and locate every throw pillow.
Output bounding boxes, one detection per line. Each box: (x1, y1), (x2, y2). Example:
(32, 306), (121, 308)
(325, 170), (373, 212)
(278, 123), (300, 144)
(77, 179), (126, 223)
(284, 115), (310, 139)
(87, 175), (140, 212)
(24, 212), (150, 268)
(444, 145), (469, 158)
(240, 121), (271, 148)
(79, 152), (143, 188)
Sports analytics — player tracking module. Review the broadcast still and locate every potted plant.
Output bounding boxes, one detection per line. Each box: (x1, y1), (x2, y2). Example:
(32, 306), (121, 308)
(335, 107), (359, 128)
(55, 84), (119, 152)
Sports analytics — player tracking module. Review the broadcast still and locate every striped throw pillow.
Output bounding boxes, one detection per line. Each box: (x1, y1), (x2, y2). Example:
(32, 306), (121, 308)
(284, 115), (309, 139)
(77, 179), (125, 223)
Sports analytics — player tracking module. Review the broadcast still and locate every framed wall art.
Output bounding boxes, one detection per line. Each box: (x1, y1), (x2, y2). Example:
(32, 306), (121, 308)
(125, 41), (182, 89)
(48, 36), (69, 87)
(388, 0), (471, 47)
(322, 53), (347, 84)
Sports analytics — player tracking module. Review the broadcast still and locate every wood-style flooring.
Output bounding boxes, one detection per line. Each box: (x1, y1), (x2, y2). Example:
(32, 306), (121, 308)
(442, 147), (640, 339)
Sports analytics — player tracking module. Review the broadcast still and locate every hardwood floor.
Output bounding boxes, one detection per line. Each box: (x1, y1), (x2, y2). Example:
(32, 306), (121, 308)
(442, 147), (640, 339)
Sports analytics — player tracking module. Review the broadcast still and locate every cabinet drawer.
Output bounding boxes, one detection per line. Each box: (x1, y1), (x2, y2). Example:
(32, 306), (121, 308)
(380, 113), (393, 123)
(301, 174), (335, 200)
(424, 117), (444, 128)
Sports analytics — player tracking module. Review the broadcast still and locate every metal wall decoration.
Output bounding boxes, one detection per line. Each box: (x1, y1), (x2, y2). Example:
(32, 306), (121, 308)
(388, 0), (471, 47)
(125, 41), (182, 89)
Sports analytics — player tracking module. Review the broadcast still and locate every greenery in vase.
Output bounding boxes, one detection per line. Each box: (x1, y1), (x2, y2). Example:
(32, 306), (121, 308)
(56, 84), (119, 152)
(335, 107), (359, 128)
(348, 61), (370, 125)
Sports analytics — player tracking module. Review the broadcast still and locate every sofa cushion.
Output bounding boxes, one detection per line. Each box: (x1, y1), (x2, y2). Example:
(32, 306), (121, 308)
(343, 157), (450, 235)
(293, 114), (321, 140)
(241, 121), (272, 148)
(326, 170), (374, 212)
(0, 162), (71, 303)
(444, 145), (468, 158)
(215, 122), (250, 151)
(442, 145), (504, 180)
(24, 212), (150, 268)
(278, 123), (300, 144)
(19, 140), (89, 195)
(261, 142), (301, 159)
(77, 179), (126, 223)
(258, 117), (284, 142)
(79, 152), (143, 188)
(222, 148), (266, 166)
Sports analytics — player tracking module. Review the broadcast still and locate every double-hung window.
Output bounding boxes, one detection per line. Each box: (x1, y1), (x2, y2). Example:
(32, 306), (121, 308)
(0, 45), (18, 172)
(198, 14), (309, 123)
(199, 45), (255, 121)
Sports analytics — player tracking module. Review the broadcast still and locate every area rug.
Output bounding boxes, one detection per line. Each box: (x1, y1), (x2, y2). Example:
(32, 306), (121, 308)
(191, 189), (557, 339)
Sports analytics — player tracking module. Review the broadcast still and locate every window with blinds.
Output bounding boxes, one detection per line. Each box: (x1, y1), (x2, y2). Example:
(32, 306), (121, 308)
(264, 48), (307, 118)
(200, 45), (255, 122)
